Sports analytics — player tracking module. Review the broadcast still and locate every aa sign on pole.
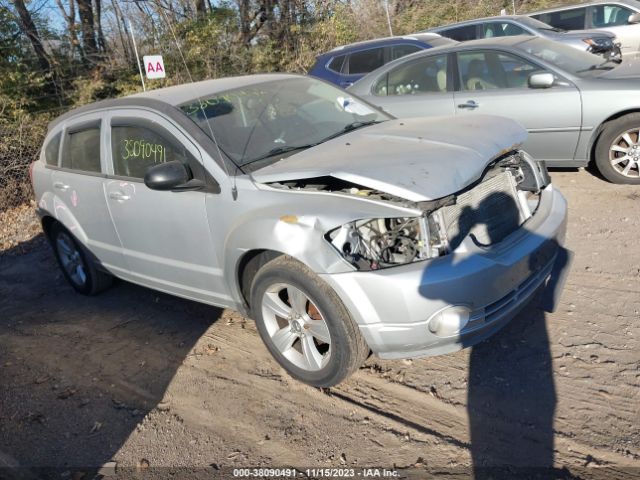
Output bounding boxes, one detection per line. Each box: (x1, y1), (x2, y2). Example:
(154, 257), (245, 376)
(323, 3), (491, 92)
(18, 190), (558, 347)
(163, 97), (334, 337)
(143, 55), (166, 79)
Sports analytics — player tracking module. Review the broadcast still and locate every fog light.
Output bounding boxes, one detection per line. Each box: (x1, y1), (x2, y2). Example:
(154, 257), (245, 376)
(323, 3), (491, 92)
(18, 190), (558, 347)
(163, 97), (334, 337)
(428, 306), (471, 337)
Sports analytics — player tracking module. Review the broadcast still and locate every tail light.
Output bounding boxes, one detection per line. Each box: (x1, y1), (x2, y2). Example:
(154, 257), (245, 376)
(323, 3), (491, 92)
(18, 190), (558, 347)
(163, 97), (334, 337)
(29, 161), (35, 184)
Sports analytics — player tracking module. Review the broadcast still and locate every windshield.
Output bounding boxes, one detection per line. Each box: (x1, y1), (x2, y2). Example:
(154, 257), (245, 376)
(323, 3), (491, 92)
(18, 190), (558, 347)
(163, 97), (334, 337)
(179, 77), (389, 167)
(513, 37), (617, 76)
(517, 16), (564, 32)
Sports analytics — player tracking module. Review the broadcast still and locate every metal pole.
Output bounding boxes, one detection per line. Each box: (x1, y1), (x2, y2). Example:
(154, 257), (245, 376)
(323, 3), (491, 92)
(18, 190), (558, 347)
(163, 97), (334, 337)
(385, 0), (393, 36)
(512, 0), (516, 14)
(128, 20), (146, 92)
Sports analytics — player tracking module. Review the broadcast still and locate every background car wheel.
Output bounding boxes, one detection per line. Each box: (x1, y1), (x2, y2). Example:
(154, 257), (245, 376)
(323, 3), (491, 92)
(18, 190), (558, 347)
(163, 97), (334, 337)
(50, 222), (113, 295)
(250, 255), (369, 387)
(595, 114), (640, 184)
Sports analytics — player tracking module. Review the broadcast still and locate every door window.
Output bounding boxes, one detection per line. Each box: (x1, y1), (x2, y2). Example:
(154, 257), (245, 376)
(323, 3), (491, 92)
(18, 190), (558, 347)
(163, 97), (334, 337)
(377, 54), (448, 96)
(482, 22), (529, 38)
(440, 25), (477, 41)
(536, 8), (586, 29)
(111, 125), (192, 179)
(63, 127), (101, 173)
(458, 51), (542, 91)
(347, 47), (385, 74)
(591, 4), (634, 27)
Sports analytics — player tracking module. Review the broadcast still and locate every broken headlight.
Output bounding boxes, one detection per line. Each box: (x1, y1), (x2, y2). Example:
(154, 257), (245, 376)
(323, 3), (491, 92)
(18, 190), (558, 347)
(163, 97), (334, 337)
(326, 215), (447, 271)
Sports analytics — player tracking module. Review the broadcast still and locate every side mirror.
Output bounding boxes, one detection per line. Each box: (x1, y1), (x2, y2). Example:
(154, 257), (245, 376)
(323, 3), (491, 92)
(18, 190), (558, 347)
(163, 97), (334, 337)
(144, 161), (195, 191)
(528, 72), (555, 89)
(628, 13), (640, 24)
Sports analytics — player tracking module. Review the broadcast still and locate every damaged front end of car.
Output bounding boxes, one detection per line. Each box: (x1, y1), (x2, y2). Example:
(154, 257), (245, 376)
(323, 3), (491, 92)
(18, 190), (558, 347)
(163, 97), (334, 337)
(268, 150), (550, 272)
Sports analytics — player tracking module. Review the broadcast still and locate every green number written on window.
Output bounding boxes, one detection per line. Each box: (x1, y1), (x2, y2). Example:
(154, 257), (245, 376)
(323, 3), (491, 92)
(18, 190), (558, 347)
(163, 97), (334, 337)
(122, 139), (166, 163)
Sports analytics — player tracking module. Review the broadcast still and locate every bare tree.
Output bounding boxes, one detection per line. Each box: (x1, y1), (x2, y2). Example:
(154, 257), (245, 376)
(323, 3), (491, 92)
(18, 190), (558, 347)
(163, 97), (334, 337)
(55, 0), (82, 59)
(12, 0), (51, 72)
(77, 0), (98, 59)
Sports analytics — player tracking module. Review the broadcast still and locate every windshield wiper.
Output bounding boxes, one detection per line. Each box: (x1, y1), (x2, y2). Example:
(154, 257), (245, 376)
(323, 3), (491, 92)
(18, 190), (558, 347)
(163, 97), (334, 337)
(247, 144), (315, 163)
(319, 120), (383, 143)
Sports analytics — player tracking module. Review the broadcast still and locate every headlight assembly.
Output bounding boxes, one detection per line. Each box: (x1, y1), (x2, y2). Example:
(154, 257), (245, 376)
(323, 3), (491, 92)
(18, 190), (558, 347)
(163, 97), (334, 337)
(326, 215), (448, 271)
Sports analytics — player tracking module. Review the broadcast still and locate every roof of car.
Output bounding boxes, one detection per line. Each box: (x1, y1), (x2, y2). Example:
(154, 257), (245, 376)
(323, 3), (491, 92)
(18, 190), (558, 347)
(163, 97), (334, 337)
(527, 0), (640, 14)
(48, 73), (301, 129)
(427, 14), (536, 31)
(324, 33), (445, 54)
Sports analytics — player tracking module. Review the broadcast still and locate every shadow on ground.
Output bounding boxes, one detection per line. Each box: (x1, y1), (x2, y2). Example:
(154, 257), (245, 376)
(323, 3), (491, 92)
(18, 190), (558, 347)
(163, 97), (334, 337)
(0, 234), (222, 478)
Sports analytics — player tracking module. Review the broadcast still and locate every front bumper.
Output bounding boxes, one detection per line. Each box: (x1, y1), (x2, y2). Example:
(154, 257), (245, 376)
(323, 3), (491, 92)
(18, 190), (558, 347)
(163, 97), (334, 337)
(319, 184), (569, 359)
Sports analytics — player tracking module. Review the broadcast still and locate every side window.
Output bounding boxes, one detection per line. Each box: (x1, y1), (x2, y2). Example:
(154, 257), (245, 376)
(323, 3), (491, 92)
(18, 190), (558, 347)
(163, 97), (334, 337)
(390, 44), (422, 61)
(62, 127), (101, 173)
(347, 47), (385, 75)
(440, 25), (478, 41)
(459, 51), (541, 91)
(545, 8), (587, 30)
(592, 4), (634, 27)
(111, 124), (192, 179)
(44, 132), (61, 166)
(482, 22), (529, 38)
(382, 54), (448, 96)
(327, 54), (346, 73)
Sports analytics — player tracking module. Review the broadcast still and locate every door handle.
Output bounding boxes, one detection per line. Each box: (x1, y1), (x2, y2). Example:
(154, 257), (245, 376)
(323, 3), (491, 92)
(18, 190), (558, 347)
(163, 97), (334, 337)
(53, 182), (69, 191)
(457, 100), (479, 110)
(108, 191), (130, 201)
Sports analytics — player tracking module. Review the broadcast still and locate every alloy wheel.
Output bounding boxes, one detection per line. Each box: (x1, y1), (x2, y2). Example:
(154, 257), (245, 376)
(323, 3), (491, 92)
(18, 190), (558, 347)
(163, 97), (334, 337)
(56, 232), (87, 287)
(609, 128), (640, 178)
(261, 283), (331, 371)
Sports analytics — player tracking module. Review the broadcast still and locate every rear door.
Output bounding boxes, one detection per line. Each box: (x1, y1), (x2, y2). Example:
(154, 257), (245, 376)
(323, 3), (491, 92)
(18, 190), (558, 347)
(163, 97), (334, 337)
(365, 52), (455, 118)
(340, 46), (387, 88)
(453, 49), (582, 163)
(103, 110), (227, 305)
(52, 113), (125, 272)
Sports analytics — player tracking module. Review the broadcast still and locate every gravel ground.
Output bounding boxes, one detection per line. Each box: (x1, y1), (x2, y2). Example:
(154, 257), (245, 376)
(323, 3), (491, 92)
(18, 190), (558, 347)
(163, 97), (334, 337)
(0, 169), (638, 479)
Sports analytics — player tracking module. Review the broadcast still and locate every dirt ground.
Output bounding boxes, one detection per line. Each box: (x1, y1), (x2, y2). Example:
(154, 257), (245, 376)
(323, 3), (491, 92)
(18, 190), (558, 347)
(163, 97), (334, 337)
(0, 169), (638, 479)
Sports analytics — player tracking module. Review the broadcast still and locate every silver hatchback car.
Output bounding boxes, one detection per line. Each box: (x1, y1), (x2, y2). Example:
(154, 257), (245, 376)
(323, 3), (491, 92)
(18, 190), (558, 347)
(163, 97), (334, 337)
(32, 74), (569, 386)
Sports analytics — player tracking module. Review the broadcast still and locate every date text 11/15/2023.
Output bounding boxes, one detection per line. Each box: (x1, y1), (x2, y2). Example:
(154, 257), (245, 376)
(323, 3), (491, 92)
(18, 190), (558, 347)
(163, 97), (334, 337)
(232, 468), (400, 477)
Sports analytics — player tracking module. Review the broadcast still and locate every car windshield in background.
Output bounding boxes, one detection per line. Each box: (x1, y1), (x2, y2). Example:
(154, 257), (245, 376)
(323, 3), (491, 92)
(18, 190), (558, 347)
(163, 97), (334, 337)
(179, 77), (389, 167)
(514, 37), (618, 76)
(518, 16), (565, 32)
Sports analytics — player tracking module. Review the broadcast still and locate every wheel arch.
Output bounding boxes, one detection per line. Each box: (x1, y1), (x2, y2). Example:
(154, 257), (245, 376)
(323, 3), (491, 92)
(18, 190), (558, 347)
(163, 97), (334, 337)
(236, 249), (284, 314)
(589, 109), (640, 164)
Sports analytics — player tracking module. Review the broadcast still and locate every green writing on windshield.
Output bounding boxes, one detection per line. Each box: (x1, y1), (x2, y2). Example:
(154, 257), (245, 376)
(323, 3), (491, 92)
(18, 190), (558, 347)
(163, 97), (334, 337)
(122, 139), (166, 163)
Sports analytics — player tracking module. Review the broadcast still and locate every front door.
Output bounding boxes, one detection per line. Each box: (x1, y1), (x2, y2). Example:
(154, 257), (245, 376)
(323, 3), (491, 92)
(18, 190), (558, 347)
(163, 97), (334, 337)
(453, 50), (582, 164)
(103, 111), (228, 306)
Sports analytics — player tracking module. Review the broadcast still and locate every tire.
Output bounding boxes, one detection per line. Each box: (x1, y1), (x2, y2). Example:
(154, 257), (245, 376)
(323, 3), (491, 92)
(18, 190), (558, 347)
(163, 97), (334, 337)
(250, 255), (369, 387)
(594, 114), (640, 184)
(50, 222), (113, 295)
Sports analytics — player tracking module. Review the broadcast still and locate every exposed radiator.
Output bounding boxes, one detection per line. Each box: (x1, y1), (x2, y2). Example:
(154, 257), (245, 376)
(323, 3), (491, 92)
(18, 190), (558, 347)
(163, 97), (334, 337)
(440, 170), (525, 250)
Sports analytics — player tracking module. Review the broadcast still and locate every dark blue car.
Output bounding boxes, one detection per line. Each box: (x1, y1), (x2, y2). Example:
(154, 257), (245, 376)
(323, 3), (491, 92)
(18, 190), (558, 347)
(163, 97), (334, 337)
(309, 33), (455, 88)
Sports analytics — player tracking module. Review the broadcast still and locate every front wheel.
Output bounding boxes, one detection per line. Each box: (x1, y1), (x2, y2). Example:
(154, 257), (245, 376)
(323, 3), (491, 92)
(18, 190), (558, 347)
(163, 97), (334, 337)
(595, 114), (640, 184)
(250, 256), (369, 387)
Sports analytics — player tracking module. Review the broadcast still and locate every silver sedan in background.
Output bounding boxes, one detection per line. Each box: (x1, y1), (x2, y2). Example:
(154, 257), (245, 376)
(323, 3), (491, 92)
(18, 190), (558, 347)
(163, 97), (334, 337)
(425, 15), (620, 58)
(350, 35), (640, 183)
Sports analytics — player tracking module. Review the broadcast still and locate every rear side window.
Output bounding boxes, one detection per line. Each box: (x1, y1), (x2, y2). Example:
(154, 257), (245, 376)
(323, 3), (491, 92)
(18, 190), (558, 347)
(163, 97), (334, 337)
(63, 127), (101, 173)
(390, 44), (422, 61)
(44, 132), (61, 166)
(440, 25), (478, 41)
(482, 22), (529, 38)
(327, 54), (346, 73)
(347, 47), (385, 74)
(376, 54), (448, 96)
(111, 125), (192, 179)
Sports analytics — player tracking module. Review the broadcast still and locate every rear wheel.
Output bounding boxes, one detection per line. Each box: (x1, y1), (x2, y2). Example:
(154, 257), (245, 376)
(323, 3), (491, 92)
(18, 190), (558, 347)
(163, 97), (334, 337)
(595, 114), (640, 184)
(50, 222), (113, 295)
(250, 256), (369, 387)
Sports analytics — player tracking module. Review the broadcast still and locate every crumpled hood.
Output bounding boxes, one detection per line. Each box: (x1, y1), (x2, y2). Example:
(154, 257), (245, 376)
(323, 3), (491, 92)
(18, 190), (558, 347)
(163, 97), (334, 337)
(251, 115), (527, 202)
(549, 29), (616, 40)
